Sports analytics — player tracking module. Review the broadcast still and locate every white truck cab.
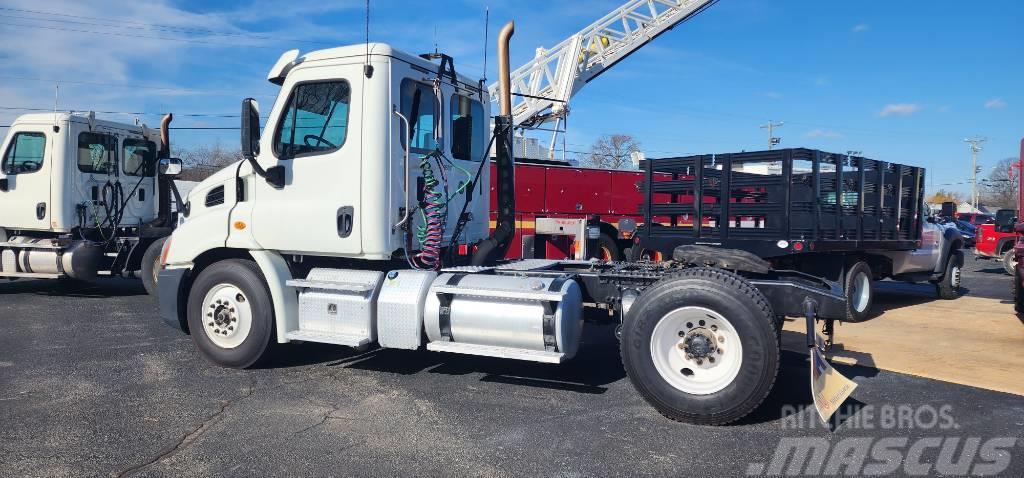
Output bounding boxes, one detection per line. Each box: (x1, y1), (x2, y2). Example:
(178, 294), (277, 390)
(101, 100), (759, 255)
(0, 113), (181, 291)
(164, 43), (492, 269)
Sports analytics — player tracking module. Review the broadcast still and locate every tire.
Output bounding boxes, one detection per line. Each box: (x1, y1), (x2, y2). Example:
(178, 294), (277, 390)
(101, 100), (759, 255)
(936, 251), (964, 300)
(627, 246), (662, 262)
(186, 259), (276, 369)
(140, 237), (166, 297)
(843, 261), (873, 322)
(1015, 266), (1024, 316)
(592, 233), (622, 261)
(1002, 249), (1017, 276)
(620, 267), (779, 425)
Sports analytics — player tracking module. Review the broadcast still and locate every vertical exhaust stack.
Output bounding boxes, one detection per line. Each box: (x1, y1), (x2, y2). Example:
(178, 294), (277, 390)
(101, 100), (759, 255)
(150, 113), (174, 228)
(472, 21), (516, 266)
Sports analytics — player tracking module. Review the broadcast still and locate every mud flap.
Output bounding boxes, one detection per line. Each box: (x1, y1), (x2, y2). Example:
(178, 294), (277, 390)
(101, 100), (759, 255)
(804, 298), (857, 423)
(810, 332), (857, 423)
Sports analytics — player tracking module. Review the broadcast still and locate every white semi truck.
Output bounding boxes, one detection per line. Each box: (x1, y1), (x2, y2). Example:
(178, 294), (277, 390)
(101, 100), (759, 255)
(155, 17), (880, 424)
(0, 113), (183, 293)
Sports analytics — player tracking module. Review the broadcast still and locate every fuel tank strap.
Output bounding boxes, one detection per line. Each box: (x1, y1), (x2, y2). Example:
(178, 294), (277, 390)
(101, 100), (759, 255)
(542, 276), (569, 352)
(437, 273), (468, 342)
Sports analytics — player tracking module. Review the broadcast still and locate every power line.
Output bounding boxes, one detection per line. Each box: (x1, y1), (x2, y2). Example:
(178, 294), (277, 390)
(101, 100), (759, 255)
(0, 75), (278, 99)
(0, 10), (337, 46)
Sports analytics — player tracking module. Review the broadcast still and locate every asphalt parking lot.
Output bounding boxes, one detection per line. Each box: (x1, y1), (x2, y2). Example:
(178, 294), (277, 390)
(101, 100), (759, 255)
(1, 253), (1022, 477)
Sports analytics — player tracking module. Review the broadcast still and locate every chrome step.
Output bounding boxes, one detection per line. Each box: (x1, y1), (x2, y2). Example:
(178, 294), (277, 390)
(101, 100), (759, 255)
(426, 341), (565, 363)
(285, 330), (372, 348)
(286, 278), (376, 293)
(0, 241), (62, 250)
(0, 271), (62, 279)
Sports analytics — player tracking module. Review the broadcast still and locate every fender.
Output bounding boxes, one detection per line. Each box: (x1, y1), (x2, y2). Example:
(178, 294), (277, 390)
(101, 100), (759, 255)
(249, 250), (298, 344)
(935, 227), (964, 275)
(996, 237), (1017, 256)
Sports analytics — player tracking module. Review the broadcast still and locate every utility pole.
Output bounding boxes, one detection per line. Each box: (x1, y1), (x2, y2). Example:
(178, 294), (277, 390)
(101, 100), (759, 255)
(964, 136), (986, 210)
(760, 120), (784, 150)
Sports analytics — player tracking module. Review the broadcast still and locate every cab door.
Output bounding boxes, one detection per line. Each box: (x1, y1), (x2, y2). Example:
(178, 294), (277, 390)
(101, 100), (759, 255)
(251, 66), (362, 255)
(120, 137), (158, 224)
(0, 128), (51, 231)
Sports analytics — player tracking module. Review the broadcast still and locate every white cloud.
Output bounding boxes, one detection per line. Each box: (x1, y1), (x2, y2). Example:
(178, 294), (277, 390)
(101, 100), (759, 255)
(984, 98), (1006, 109)
(805, 129), (843, 139)
(852, 24), (870, 33)
(879, 103), (921, 117)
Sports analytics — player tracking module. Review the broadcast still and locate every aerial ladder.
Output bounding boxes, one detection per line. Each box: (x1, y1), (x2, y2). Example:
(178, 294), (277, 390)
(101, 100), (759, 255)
(488, 0), (717, 159)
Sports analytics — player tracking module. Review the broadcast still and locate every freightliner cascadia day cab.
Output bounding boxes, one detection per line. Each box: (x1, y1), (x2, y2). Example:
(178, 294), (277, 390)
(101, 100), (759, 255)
(0, 113), (183, 293)
(158, 23), (898, 425)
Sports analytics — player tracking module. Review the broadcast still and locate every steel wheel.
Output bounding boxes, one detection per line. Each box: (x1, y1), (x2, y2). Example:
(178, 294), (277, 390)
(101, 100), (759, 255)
(649, 306), (743, 395)
(199, 283), (253, 349)
(849, 270), (871, 313)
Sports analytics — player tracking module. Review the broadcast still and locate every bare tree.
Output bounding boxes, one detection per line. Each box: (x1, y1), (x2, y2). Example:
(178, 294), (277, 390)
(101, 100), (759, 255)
(980, 157), (1020, 210)
(927, 189), (965, 205)
(581, 134), (641, 170)
(174, 142), (243, 181)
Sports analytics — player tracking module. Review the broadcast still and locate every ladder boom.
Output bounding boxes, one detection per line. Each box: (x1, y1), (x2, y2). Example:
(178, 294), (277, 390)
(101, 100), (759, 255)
(489, 0), (716, 129)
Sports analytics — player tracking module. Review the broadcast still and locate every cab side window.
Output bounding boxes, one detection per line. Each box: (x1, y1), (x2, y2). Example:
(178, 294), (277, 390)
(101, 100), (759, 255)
(123, 139), (157, 177)
(1, 132), (46, 174)
(275, 80), (351, 159)
(450, 94), (485, 161)
(78, 132), (117, 174)
(400, 79), (439, 153)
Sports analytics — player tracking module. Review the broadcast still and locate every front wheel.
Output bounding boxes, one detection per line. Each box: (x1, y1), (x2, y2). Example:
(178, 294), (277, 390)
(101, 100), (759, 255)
(843, 261), (874, 322)
(140, 237), (166, 296)
(936, 252), (964, 300)
(620, 268), (779, 425)
(1002, 249), (1017, 276)
(186, 259), (276, 369)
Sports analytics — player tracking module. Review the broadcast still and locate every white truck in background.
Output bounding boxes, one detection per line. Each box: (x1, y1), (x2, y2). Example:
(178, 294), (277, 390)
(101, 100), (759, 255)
(0, 112), (183, 294)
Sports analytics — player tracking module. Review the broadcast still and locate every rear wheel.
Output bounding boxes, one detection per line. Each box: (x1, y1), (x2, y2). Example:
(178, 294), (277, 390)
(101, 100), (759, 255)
(140, 237), (166, 296)
(593, 233), (621, 261)
(1002, 249), (1017, 276)
(843, 261), (873, 322)
(936, 251), (964, 300)
(620, 268), (779, 425)
(186, 259), (275, 369)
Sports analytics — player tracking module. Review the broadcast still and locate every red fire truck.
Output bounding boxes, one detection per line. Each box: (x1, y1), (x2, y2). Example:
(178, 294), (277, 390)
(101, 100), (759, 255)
(489, 159), (647, 261)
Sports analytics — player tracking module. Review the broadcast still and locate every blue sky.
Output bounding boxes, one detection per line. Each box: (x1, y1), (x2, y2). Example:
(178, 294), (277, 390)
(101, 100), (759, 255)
(0, 0), (1019, 195)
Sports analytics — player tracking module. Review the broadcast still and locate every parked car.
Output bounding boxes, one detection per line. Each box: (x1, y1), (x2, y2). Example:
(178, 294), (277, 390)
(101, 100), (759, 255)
(945, 219), (977, 247)
(956, 212), (995, 225)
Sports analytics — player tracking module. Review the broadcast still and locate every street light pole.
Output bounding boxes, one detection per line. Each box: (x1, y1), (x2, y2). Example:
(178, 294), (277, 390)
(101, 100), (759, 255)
(760, 120), (784, 150)
(964, 137), (986, 210)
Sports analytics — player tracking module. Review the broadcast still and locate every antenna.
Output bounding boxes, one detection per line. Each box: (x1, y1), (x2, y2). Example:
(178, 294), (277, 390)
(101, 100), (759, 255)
(363, 0), (373, 78)
(482, 7), (490, 83)
(52, 83), (60, 133)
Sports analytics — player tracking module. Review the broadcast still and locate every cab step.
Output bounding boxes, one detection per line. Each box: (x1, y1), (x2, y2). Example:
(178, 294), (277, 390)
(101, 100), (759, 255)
(285, 329), (372, 348)
(426, 341), (565, 364)
(0, 271), (62, 279)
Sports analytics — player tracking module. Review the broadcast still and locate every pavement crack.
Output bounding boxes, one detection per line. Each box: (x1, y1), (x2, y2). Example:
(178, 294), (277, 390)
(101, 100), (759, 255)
(114, 384), (256, 478)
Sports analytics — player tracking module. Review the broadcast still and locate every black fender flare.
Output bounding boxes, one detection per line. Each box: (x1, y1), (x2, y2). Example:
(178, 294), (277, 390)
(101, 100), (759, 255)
(936, 227), (964, 274)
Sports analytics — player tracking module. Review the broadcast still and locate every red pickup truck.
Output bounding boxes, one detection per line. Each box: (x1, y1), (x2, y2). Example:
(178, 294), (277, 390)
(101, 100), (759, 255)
(975, 209), (1019, 274)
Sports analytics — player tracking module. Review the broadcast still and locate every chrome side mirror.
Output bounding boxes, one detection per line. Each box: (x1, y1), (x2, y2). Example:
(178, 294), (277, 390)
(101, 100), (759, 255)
(159, 158), (183, 177)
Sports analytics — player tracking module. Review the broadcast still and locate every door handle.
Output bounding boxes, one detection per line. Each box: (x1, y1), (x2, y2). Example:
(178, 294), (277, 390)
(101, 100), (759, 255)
(36, 202), (46, 220)
(337, 206), (354, 238)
